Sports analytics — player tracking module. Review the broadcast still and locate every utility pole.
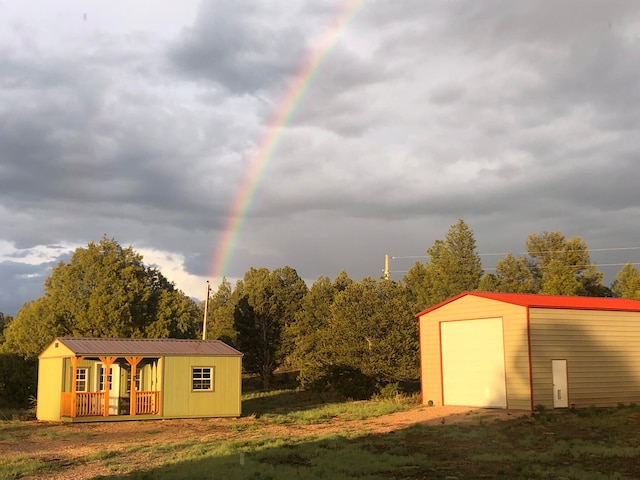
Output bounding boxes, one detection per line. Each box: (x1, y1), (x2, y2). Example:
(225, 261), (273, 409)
(202, 280), (210, 340)
(384, 254), (390, 281)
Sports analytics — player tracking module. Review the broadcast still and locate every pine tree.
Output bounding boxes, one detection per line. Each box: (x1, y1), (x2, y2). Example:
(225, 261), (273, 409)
(2, 236), (200, 359)
(404, 219), (483, 308)
(526, 232), (605, 296)
(612, 263), (640, 300)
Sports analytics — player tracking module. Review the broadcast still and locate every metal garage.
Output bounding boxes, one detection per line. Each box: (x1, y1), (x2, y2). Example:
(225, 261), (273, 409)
(418, 292), (640, 410)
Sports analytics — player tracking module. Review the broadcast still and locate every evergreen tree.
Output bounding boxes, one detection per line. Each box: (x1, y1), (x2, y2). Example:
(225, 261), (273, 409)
(525, 232), (605, 296)
(404, 219), (483, 309)
(612, 263), (640, 300)
(2, 236), (200, 359)
(233, 266), (306, 390)
(486, 253), (538, 293)
(299, 277), (418, 396)
(271, 266), (309, 357)
(403, 261), (431, 313)
(204, 278), (237, 344)
(288, 275), (335, 373)
(2, 298), (64, 359)
(290, 271), (355, 383)
(478, 272), (501, 292)
(0, 312), (12, 345)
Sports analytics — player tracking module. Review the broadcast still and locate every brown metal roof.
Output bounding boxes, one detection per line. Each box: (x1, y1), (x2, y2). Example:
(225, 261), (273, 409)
(56, 337), (243, 357)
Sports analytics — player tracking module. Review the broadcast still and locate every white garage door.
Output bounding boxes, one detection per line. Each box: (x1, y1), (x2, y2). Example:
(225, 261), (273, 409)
(441, 318), (507, 408)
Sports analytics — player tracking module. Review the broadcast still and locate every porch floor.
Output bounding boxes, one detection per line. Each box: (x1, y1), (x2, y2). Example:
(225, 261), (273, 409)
(60, 414), (163, 423)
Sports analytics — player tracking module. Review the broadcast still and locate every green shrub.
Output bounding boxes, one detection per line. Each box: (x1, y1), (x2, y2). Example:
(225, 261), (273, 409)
(375, 382), (400, 400)
(304, 365), (376, 400)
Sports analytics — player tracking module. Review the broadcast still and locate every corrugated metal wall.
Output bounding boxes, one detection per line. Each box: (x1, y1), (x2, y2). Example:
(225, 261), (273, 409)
(530, 308), (640, 408)
(419, 295), (531, 410)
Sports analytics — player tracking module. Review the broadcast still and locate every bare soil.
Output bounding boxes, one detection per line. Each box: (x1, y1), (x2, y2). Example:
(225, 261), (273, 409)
(2, 406), (520, 479)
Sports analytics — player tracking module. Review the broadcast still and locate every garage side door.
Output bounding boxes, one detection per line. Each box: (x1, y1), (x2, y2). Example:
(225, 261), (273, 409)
(441, 318), (507, 408)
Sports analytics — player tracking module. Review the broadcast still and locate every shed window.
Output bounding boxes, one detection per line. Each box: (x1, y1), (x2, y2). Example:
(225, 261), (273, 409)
(75, 368), (88, 392)
(97, 365), (113, 392)
(126, 370), (142, 393)
(192, 367), (214, 391)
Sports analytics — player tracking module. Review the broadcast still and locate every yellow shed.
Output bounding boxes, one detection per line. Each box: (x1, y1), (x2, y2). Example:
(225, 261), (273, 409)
(37, 337), (243, 422)
(417, 292), (640, 410)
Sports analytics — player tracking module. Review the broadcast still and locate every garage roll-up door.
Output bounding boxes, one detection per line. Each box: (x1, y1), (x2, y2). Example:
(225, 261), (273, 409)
(441, 318), (507, 408)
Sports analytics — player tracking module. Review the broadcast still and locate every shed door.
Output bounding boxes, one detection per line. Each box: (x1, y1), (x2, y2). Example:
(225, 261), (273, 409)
(552, 360), (569, 408)
(97, 363), (120, 415)
(441, 318), (507, 408)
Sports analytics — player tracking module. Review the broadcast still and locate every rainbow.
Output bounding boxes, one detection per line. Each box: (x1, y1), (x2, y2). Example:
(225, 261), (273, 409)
(209, 0), (365, 283)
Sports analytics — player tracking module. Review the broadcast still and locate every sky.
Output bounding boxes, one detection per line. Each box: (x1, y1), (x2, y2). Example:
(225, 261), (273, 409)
(1, 0), (640, 317)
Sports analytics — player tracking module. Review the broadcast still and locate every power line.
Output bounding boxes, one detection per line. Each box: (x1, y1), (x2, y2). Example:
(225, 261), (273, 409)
(385, 247), (640, 279)
(391, 246), (640, 260)
(387, 262), (640, 276)
(484, 262), (640, 272)
(480, 246), (640, 257)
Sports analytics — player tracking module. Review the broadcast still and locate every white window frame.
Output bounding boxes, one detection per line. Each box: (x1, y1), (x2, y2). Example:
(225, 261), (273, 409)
(75, 367), (88, 392)
(126, 370), (142, 393)
(192, 366), (214, 392)
(96, 363), (113, 392)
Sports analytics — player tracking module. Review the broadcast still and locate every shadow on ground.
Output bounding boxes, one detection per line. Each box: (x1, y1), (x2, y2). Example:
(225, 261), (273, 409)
(92, 406), (640, 480)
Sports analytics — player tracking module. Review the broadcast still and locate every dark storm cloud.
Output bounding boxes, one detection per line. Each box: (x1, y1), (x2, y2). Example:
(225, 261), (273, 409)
(0, 36), (254, 252)
(438, 0), (640, 116)
(288, 46), (390, 136)
(182, 251), (215, 278)
(2, 0), (640, 308)
(169, 1), (307, 94)
(0, 260), (49, 316)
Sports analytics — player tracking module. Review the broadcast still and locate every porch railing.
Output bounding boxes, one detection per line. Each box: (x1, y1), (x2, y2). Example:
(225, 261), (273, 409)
(135, 391), (161, 415)
(60, 392), (105, 417)
(60, 391), (161, 417)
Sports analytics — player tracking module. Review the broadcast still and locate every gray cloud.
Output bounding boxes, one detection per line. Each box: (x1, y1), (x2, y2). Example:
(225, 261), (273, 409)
(169, 1), (307, 94)
(1, 0), (640, 315)
(0, 260), (49, 316)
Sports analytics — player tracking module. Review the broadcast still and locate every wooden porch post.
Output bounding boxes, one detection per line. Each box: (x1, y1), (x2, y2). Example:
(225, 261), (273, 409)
(98, 356), (117, 417)
(70, 356), (84, 418)
(125, 357), (142, 416)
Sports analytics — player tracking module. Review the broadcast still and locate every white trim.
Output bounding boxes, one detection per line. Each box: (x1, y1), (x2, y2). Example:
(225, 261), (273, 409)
(192, 366), (214, 392)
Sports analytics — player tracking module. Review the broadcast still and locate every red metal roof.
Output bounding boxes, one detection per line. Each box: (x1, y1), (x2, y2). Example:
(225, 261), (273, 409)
(416, 292), (640, 317)
(55, 337), (243, 356)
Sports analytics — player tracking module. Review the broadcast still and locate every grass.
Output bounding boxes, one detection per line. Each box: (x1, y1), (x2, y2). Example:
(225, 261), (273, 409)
(89, 404), (640, 480)
(0, 456), (61, 479)
(3, 393), (640, 479)
(250, 393), (412, 425)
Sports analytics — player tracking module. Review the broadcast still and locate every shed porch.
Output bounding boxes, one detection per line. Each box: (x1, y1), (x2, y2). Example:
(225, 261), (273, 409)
(61, 355), (162, 421)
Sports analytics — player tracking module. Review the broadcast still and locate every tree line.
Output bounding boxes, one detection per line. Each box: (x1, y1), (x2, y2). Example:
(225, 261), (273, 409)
(2, 223), (640, 406)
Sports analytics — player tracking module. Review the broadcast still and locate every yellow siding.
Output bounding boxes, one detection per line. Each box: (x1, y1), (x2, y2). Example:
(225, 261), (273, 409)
(530, 308), (640, 408)
(36, 357), (64, 421)
(162, 356), (241, 418)
(419, 295), (531, 410)
(38, 341), (74, 359)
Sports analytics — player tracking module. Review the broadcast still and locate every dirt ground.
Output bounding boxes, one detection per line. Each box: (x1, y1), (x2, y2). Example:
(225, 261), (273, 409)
(2, 406), (521, 480)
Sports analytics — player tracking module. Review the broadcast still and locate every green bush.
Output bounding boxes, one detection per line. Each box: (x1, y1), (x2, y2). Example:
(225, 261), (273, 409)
(375, 382), (401, 400)
(304, 365), (376, 400)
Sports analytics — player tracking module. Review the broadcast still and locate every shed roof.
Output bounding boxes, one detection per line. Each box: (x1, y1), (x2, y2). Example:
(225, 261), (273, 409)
(416, 292), (640, 317)
(50, 337), (243, 357)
